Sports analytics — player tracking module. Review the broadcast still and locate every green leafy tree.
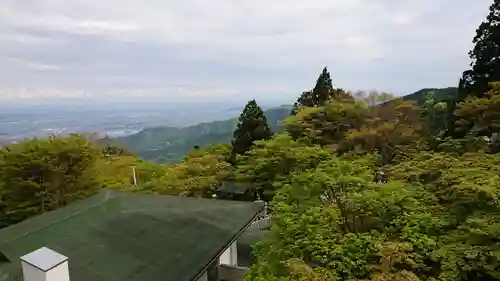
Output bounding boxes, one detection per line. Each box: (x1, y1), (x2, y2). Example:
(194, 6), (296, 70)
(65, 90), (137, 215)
(284, 100), (369, 148)
(235, 133), (332, 200)
(0, 135), (101, 226)
(246, 155), (435, 281)
(231, 99), (272, 159)
(455, 81), (500, 137)
(421, 91), (449, 137)
(247, 151), (500, 281)
(343, 98), (424, 164)
(143, 143), (232, 197)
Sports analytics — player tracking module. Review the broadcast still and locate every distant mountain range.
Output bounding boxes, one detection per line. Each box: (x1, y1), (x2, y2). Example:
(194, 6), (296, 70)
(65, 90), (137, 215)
(116, 88), (458, 163)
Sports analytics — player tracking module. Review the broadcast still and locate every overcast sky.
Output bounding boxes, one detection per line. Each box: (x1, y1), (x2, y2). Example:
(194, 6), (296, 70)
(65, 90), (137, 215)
(0, 0), (492, 103)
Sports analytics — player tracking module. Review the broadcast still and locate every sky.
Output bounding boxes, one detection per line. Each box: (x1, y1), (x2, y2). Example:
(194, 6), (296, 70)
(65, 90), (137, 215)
(0, 0), (492, 104)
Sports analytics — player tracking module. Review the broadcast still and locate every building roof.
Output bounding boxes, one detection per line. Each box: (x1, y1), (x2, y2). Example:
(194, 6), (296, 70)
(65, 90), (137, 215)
(0, 190), (264, 281)
(218, 181), (252, 195)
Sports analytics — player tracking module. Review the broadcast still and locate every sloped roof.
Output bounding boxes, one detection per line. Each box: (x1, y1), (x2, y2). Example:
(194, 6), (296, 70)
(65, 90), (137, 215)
(218, 181), (253, 195)
(0, 190), (264, 281)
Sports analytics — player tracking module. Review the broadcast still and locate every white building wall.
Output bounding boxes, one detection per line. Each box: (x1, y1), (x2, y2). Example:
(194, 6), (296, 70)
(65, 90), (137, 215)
(219, 240), (238, 266)
(195, 270), (208, 281)
(45, 261), (70, 281)
(21, 262), (46, 281)
(21, 261), (71, 281)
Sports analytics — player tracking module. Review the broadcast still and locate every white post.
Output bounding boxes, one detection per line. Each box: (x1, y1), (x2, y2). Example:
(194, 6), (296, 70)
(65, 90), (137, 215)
(132, 167), (137, 186)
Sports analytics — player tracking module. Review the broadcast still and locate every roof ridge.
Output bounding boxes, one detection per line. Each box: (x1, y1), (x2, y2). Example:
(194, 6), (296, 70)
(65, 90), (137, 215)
(0, 189), (117, 248)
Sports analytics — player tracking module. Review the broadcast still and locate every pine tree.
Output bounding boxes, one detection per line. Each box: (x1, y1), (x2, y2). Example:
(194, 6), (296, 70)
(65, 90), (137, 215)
(459, 0), (500, 100)
(231, 99), (272, 159)
(450, 0), (500, 136)
(311, 66), (334, 105)
(291, 66), (351, 115)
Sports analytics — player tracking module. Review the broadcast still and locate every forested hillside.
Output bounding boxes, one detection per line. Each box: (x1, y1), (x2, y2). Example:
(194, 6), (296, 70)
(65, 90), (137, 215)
(115, 88), (454, 164)
(115, 105), (292, 163)
(2, 1), (500, 280)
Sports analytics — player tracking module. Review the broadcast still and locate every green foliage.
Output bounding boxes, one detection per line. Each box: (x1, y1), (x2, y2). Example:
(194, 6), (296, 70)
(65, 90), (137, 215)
(248, 151), (500, 280)
(113, 87), (450, 164)
(140, 143), (232, 197)
(284, 101), (368, 147)
(94, 155), (166, 190)
(246, 156), (437, 281)
(0, 135), (101, 227)
(116, 105), (291, 163)
(292, 67), (352, 115)
(97, 136), (135, 156)
(455, 81), (500, 137)
(284, 95), (423, 165)
(451, 1), (500, 137)
(3, 15), (500, 280)
(234, 133), (332, 199)
(459, 0), (500, 101)
(231, 99), (272, 158)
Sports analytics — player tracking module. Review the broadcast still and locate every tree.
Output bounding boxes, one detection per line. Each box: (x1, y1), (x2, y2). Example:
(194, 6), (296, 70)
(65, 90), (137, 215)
(0, 135), (101, 226)
(143, 143), (232, 197)
(459, 0), (500, 100)
(342, 98), (424, 164)
(246, 155), (435, 281)
(455, 81), (500, 137)
(291, 67), (352, 115)
(285, 92), (423, 164)
(235, 133), (332, 200)
(451, 1), (500, 136)
(284, 99), (369, 147)
(247, 151), (500, 281)
(421, 91), (449, 136)
(231, 99), (272, 159)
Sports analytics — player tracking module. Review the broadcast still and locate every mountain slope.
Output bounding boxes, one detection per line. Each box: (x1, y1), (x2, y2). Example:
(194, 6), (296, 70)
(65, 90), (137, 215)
(117, 88), (458, 163)
(402, 87), (457, 104)
(116, 105), (292, 163)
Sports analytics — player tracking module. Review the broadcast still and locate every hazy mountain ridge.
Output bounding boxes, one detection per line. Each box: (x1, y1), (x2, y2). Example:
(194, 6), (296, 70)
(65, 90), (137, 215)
(117, 87), (458, 163)
(115, 105), (293, 163)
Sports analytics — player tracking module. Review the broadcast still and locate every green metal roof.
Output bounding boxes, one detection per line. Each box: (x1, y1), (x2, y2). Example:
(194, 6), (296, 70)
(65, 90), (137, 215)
(0, 190), (264, 281)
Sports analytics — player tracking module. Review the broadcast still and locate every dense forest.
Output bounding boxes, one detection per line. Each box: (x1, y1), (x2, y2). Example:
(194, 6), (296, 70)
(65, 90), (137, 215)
(3, 1), (500, 280)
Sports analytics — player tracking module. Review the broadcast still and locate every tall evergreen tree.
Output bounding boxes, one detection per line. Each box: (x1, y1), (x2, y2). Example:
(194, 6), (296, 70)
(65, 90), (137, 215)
(291, 66), (351, 115)
(311, 66), (334, 105)
(451, 1), (500, 136)
(459, 0), (500, 100)
(231, 99), (272, 159)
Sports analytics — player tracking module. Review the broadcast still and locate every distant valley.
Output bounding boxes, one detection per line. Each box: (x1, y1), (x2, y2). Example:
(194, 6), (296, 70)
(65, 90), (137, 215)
(0, 100), (280, 144)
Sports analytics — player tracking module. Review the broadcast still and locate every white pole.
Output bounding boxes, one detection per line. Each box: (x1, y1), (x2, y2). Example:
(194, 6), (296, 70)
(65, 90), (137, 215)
(132, 167), (137, 186)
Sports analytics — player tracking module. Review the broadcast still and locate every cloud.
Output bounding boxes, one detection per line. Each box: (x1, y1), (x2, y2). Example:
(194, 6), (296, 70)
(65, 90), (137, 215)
(0, 0), (492, 102)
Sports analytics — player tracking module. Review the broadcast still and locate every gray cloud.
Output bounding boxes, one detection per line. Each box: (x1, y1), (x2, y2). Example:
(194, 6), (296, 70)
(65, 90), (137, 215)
(0, 0), (492, 102)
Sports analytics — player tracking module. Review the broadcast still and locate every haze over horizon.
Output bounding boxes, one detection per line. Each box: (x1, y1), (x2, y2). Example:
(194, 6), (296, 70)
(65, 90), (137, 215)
(0, 0), (491, 104)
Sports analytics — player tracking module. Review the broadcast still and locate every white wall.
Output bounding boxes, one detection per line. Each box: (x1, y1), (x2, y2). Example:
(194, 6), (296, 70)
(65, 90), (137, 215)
(21, 262), (45, 281)
(45, 261), (70, 281)
(219, 240), (238, 266)
(21, 261), (70, 281)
